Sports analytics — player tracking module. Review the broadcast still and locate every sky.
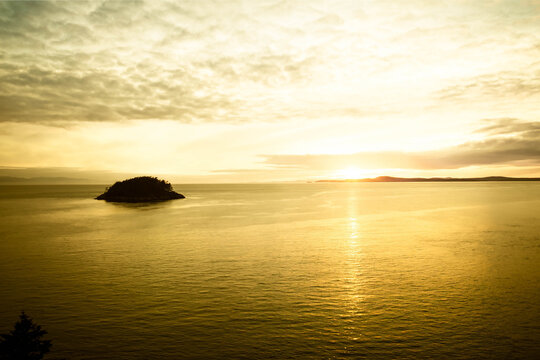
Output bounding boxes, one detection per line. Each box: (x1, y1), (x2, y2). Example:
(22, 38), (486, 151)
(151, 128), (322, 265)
(0, 0), (539, 183)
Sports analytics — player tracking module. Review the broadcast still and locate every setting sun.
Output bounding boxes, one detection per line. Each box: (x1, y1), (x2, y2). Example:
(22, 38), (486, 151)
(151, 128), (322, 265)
(335, 166), (367, 179)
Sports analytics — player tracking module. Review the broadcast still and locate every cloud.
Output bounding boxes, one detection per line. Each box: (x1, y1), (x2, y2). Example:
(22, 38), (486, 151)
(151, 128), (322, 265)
(474, 117), (540, 135)
(1, 0), (539, 126)
(0, 63), (243, 123)
(261, 119), (540, 171)
(0, 0), (332, 124)
(437, 70), (540, 102)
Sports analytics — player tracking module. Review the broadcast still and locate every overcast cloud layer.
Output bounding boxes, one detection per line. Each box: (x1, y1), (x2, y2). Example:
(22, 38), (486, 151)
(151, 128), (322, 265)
(0, 0), (539, 180)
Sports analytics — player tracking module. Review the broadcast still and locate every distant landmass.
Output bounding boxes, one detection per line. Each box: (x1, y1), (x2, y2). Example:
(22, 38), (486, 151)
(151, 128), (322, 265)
(0, 176), (92, 184)
(317, 176), (540, 182)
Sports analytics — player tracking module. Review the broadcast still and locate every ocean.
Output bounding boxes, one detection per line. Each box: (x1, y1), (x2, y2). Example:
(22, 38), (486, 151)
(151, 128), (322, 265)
(0, 183), (539, 359)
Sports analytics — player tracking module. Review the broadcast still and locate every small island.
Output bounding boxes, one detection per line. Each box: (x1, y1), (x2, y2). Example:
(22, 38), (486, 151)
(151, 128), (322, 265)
(96, 176), (185, 202)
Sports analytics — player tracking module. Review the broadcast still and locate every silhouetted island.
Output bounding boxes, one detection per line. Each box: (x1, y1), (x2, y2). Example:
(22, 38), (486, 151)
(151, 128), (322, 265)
(317, 176), (540, 182)
(96, 176), (185, 202)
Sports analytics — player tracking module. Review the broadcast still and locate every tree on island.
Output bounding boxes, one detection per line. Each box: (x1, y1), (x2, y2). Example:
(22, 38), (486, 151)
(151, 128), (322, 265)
(96, 176), (185, 202)
(0, 312), (52, 360)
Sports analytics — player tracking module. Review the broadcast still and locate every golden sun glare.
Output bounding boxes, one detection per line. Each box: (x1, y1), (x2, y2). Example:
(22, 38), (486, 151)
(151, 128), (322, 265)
(335, 166), (367, 179)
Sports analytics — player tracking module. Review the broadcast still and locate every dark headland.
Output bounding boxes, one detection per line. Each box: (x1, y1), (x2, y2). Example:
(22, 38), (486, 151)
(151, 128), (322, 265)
(96, 176), (185, 202)
(317, 176), (540, 182)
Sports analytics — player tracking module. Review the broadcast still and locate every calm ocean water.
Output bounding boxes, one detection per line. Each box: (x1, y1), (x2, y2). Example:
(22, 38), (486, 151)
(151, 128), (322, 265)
(0, 183), (539, 359)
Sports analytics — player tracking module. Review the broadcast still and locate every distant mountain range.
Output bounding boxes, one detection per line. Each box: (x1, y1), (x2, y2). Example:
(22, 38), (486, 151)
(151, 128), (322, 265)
(0, 176), (92, 184)
(317, 176), (540, 182)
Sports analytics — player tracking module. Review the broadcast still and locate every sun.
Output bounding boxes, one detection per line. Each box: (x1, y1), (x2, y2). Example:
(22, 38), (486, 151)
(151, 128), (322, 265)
(335, 166), (367, 180)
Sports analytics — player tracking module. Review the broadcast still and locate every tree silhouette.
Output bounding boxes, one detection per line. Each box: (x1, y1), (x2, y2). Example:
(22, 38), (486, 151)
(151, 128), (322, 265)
(95, 176), (185, 202)
(0, 312), (52, 360)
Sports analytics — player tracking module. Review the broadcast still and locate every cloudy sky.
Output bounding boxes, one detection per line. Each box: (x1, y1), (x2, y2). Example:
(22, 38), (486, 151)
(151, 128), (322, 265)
(1, 0), (539, 182)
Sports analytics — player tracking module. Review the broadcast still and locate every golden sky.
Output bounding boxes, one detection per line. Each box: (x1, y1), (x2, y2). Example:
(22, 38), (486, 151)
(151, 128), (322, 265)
(1, 0), (539, 182)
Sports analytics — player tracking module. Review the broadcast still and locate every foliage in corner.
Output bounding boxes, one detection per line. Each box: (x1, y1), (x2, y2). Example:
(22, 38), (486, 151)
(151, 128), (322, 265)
(0, 312), (52, 360)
